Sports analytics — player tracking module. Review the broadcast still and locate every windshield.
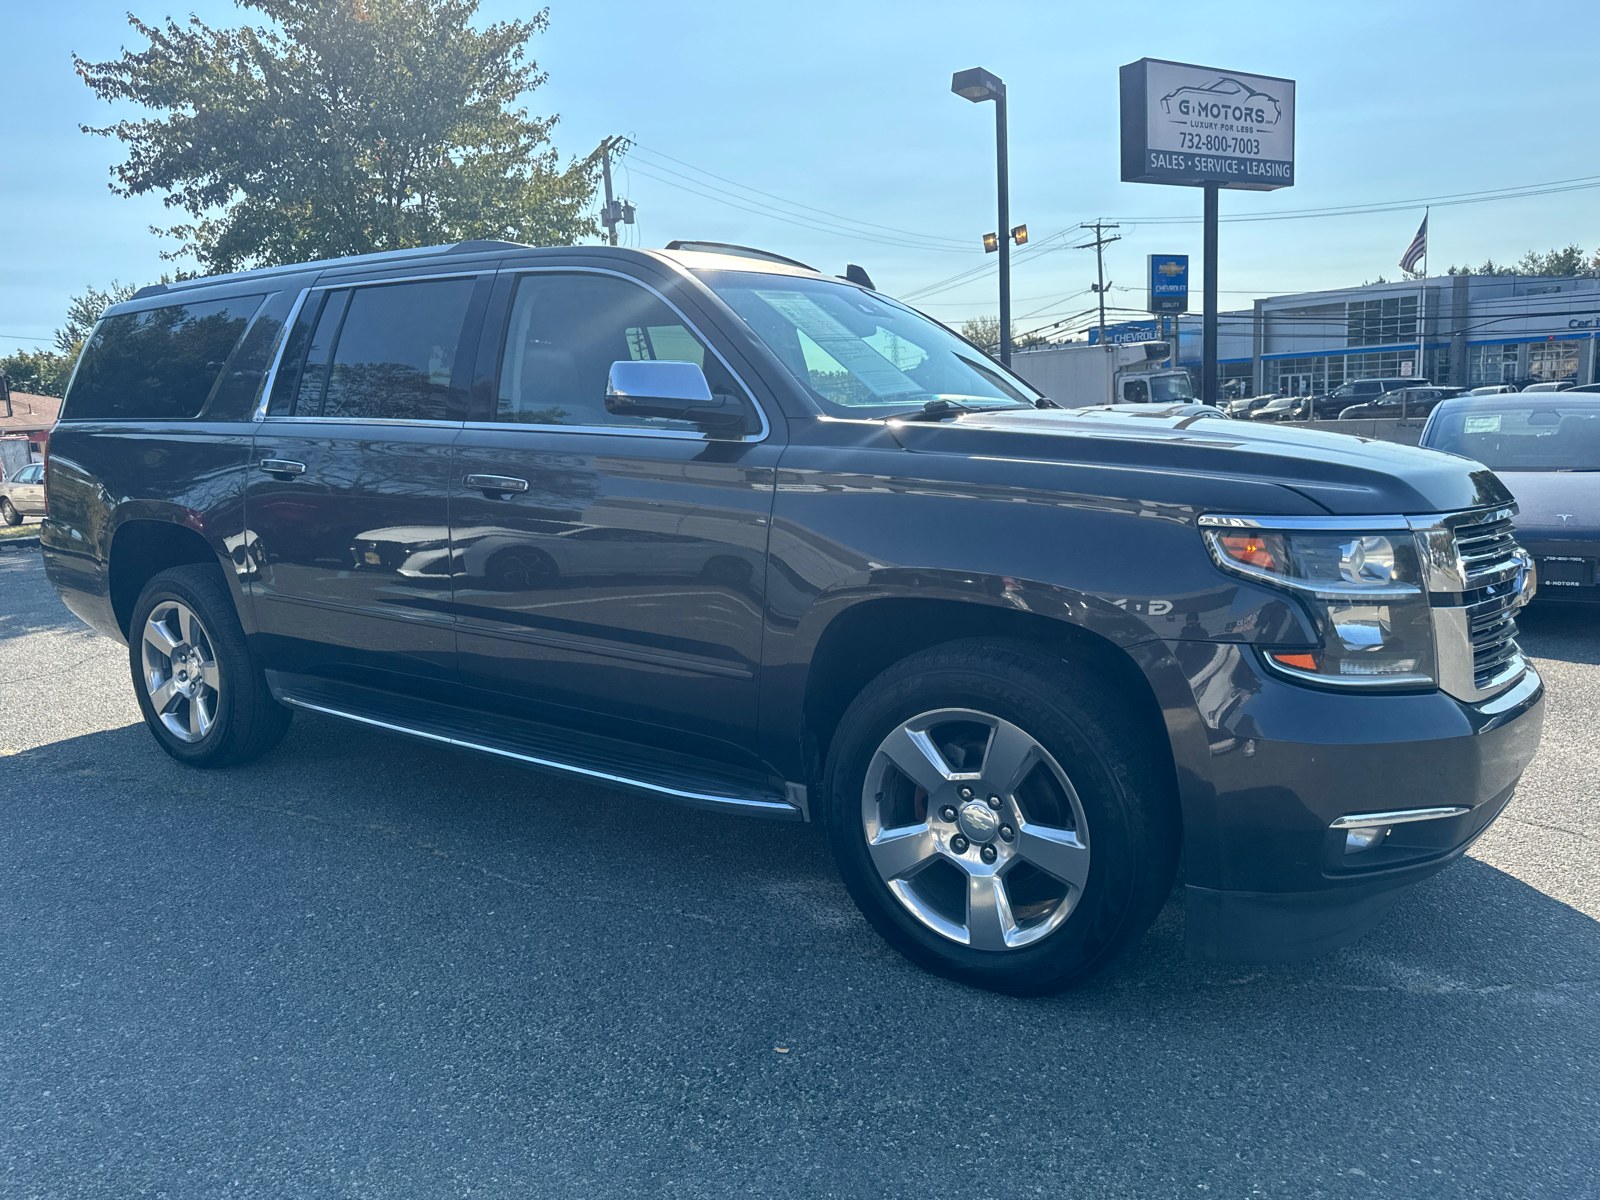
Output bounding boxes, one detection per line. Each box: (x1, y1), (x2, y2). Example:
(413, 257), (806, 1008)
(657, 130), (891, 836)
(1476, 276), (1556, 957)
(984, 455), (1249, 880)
(695, 270), (1041, 416)
(1150, 374), (1193, 403)
(1424, 402), (1600, 471)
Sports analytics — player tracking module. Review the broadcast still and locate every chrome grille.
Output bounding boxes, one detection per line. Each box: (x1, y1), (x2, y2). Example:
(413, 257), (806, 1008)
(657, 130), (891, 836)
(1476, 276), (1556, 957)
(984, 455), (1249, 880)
(1452, 511), (1524, 689)
(1455, 513), (1519, 587)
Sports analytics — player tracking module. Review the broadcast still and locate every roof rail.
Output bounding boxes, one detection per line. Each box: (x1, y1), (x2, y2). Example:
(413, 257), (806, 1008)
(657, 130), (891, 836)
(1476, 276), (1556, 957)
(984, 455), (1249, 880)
(664, 241), (816, 271)
(445, 239), (530, 254)
(119, 240), (528, 303)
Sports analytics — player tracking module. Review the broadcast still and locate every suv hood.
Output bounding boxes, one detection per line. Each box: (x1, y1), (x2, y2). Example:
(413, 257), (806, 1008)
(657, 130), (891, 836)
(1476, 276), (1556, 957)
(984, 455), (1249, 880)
(887, 405), (1511, 516)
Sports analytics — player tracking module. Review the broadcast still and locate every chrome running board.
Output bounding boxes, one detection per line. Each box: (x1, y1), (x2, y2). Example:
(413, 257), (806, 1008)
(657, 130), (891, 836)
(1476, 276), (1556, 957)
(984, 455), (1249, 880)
(268, 674), (803, 822)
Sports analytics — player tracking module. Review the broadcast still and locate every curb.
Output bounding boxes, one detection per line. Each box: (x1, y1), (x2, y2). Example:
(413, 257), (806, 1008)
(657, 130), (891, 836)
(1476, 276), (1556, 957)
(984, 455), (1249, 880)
(0, 535), (41, 551)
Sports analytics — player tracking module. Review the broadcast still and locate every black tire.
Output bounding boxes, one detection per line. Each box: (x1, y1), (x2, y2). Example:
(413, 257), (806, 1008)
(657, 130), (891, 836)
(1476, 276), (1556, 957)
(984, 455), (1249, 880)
(128, 563), (292, 767)
(0, 498), (19, 527)
(825, 639), (1180, 995)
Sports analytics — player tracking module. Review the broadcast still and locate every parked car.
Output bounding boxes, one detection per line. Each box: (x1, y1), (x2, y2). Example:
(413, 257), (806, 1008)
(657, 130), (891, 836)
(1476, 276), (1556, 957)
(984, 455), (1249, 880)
(42, 240), (1545, 994)
(1422, 394), (1600, 603)
(1223, 393), (1275, 418)
(0, 461), (46, 525)
(1337, 386), (1463, 420)
(1520, 380), (1576, 393)
(1469, 385), (1520, 396)
(1248, 395), (1305, 422)
(1569, 383), (1600, 394)
(1319, 377), (1426, 415)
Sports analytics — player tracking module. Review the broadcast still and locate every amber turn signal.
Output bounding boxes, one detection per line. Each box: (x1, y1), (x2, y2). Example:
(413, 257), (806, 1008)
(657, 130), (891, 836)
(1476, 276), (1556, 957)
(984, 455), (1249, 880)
(1271, 652), (1319, 671)
(1218, 533), (1283, 572)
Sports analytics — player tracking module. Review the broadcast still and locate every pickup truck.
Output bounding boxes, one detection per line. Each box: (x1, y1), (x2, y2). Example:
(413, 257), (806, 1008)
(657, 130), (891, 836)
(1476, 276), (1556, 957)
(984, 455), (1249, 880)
(42, 241), (1544, 994)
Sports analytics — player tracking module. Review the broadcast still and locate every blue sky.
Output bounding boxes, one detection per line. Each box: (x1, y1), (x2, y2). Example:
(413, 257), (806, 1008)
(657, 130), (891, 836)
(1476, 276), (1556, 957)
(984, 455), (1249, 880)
(3, 0), (1598, 354)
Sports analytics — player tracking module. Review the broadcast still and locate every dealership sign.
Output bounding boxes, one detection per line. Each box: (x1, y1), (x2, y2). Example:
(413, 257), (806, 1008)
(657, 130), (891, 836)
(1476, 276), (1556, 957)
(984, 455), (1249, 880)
(1148, 254), (1189, 313)
(1120, 59), (1295, 190)
(1088, 322), (1161, 345)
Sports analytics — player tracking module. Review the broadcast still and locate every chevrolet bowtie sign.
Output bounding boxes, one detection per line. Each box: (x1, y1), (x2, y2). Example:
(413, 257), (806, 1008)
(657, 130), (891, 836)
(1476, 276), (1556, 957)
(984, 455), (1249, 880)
(1148, 255), (1189, 313)
(1120, 58), (1295, 191)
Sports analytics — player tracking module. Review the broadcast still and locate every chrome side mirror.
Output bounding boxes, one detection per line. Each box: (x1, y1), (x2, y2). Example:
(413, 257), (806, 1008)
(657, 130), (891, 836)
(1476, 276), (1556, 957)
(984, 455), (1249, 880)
(604, 360), (745, 433)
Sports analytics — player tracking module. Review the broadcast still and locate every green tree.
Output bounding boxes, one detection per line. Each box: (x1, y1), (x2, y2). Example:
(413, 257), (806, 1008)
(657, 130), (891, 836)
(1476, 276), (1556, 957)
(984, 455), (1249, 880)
(1445, 245), (1597, 278)
(0, 349), (75, 398)
(959, 316), (1050, 353)
(56, 282), (137, 353)
(76, 0), (604, 273)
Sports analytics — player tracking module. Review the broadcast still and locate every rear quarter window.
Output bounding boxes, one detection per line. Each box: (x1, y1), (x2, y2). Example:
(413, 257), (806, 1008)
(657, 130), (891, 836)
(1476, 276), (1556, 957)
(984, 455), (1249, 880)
(63, 295), (265, 420)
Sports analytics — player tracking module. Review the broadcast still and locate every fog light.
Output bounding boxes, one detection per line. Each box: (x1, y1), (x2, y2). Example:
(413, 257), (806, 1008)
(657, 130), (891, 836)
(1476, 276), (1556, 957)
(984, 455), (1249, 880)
(1343, 825), (1389, 854)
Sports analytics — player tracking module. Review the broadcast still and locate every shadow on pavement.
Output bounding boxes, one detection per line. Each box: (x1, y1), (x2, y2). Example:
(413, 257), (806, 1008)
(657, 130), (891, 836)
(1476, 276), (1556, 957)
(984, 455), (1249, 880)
(0, 545), (91, 639)
(1517, 601), (1600, 665)
(2, 712), (1597, 1197)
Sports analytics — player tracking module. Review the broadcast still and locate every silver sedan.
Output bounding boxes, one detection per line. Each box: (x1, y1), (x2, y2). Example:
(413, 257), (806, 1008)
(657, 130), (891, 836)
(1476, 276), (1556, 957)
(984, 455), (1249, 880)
(0, 462), (45, 525)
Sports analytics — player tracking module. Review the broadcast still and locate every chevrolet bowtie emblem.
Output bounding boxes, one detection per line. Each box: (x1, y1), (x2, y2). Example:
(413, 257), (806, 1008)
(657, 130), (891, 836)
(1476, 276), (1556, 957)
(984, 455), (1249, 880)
(1158, 261), (1184, 276)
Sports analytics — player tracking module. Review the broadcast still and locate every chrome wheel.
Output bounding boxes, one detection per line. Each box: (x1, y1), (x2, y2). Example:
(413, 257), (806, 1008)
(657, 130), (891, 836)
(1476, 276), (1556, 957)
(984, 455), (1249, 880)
(141, 600), (221, 743)
(862, 708), (1090, 950)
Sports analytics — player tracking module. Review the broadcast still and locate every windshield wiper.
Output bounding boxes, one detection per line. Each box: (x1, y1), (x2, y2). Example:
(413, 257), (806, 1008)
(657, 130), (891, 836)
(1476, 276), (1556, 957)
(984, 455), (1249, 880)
(883, 399), (1032, 422)
(883, 398), (976, 421)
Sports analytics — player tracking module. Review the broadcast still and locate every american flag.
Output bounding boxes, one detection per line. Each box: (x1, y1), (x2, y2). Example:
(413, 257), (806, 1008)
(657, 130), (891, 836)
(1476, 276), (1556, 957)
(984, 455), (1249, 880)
(1400, 215), (1428, 273)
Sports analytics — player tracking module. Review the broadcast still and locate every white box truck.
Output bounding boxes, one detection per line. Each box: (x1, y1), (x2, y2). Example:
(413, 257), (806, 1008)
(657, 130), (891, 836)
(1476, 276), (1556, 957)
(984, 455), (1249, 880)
(1010, 341), (1197, 408)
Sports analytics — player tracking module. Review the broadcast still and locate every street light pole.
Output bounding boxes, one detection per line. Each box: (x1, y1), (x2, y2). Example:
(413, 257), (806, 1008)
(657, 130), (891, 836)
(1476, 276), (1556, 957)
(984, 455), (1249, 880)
(952, 68), (1012, 367)
(994, 88), (1011, 367)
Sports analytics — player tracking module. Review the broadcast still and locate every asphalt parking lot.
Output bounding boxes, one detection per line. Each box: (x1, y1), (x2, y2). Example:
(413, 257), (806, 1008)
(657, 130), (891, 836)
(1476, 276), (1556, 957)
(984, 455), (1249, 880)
(2, 544), (1596, 1200)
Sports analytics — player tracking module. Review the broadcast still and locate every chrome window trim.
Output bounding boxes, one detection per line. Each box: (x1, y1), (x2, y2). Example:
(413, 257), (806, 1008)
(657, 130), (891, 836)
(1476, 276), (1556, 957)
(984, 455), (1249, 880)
(490, 265), (771, 444)
(258, 416), (463, 429)
(251, 288), (311, 422)
(1329, 806), (1471, 830)
(459, 420), (721, 442)
(251, 272), (485, 424)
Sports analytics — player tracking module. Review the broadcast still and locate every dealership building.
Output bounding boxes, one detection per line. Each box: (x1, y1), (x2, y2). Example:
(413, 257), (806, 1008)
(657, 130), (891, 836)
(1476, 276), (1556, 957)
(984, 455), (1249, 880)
(1091, 272), (1600, 396)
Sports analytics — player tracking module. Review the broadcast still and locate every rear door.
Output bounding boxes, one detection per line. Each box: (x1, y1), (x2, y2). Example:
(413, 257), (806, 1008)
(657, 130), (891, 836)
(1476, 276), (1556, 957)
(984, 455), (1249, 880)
(246, 271), (489, 692)
(449, 267), (781, 767)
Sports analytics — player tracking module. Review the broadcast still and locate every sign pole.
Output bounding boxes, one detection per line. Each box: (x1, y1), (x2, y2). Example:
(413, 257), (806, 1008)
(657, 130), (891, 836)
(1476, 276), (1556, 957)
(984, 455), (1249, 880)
(1202, 183), (1219, 406)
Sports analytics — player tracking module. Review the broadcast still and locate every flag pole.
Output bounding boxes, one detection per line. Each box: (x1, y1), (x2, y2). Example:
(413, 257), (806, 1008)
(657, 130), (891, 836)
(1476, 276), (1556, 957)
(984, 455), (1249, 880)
(1421, 207), (1429, 384)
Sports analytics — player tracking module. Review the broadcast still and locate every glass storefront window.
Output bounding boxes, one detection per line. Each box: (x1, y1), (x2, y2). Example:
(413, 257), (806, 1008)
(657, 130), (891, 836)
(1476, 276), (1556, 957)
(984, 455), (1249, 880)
(1467, 343), (1520, 386)
(1529, 340), (1579, 382)
(1347, 297), (1418, 347)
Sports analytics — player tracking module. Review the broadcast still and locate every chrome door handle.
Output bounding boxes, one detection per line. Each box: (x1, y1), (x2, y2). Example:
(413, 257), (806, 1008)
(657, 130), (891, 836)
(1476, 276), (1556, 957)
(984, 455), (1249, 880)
(464, 474), (529, 494)
(259, 459), (306, 476)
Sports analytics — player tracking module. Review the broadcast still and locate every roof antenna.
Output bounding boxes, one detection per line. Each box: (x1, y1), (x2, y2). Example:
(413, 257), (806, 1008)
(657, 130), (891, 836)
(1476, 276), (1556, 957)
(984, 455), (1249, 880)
(843, 264), (876, 290)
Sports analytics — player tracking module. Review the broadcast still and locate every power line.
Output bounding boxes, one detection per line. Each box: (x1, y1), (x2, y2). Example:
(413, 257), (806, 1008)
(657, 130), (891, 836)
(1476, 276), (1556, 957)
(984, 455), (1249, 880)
(630, 143), (973, 249)
(625, 163), (975, 255)
(1110, 174), (1600, 227)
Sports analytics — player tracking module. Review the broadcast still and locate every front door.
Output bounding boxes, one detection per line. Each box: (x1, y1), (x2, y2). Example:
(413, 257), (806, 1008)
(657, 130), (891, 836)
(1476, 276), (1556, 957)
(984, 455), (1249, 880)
(450, 269), (780, 768)
(246, 272), (486, 691)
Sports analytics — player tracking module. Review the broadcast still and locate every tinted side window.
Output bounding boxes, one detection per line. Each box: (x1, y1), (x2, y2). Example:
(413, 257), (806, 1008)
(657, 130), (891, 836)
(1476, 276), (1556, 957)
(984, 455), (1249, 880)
(495, 273), (751, 432)
(318, 279), (475, 421)
(64, 295), (265, 420)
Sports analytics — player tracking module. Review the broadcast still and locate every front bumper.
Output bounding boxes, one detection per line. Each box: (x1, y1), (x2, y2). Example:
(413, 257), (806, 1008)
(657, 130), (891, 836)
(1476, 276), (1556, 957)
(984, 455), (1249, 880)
(1154, 640), (1544, 962)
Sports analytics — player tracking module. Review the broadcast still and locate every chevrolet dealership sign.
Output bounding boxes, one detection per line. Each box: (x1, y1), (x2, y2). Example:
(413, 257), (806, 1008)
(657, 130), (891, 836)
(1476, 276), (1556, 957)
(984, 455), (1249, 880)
(1120, 59), (1295, 190)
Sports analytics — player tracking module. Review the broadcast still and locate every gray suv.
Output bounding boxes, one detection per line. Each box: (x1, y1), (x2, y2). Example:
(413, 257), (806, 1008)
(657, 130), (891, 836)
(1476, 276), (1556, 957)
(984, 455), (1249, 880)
(40, 240), (1545, 994)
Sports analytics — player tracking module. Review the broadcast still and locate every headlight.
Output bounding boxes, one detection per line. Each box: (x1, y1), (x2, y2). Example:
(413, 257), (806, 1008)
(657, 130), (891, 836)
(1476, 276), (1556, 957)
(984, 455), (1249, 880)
(1201, 520), (1436, 689)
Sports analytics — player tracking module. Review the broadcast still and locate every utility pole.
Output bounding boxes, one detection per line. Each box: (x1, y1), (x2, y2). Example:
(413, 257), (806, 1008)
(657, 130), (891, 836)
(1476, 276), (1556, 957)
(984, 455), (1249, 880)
(1077, 220), (1121, 346)
(599, 136), (635, 247)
